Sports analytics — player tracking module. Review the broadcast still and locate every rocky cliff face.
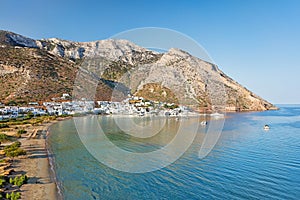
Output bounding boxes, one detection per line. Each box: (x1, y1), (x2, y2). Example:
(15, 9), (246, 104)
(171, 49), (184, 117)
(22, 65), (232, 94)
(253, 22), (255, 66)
(0, 30), (277, 111)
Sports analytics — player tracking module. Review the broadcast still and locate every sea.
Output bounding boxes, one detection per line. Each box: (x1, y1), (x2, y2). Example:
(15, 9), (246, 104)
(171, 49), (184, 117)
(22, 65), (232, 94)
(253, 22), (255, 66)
(48, 105), (300, 200)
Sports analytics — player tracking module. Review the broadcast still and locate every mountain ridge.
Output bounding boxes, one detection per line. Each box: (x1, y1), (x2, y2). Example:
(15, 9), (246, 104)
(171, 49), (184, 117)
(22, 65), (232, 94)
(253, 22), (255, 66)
(0, 30), (277, 112)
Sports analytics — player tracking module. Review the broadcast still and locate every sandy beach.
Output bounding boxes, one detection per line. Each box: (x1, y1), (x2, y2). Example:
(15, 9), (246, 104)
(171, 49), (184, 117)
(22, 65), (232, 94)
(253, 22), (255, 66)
(15, 123), (57, 199)
(5, 118), (70, 200)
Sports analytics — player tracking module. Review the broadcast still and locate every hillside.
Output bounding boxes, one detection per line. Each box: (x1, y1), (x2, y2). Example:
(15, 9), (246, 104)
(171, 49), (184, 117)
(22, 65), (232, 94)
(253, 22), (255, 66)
(0, 30), (277, 111)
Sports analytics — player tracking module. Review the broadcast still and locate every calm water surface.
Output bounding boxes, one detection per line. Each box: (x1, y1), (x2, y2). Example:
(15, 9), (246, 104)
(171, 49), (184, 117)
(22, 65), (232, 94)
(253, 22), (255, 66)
(48, 106), (300, 199)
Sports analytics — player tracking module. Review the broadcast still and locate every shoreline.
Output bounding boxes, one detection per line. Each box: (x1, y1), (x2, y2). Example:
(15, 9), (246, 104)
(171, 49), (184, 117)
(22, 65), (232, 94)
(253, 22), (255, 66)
(11, 117), (71, 200)
(46, 129), (63, 200)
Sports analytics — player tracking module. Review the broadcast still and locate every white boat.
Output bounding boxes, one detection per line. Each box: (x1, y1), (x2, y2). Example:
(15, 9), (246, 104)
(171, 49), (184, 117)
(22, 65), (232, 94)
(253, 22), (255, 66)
(264, 125), (270, 131)
(200, 121), (207, 126)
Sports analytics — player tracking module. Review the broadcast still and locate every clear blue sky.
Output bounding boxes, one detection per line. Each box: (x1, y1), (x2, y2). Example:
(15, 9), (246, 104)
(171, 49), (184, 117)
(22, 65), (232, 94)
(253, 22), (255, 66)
(1, 0), (299, 104)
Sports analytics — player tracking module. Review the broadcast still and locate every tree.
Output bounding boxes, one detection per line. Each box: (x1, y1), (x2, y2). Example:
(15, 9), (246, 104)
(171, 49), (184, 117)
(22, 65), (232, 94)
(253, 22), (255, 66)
(7, 100), (18, 106)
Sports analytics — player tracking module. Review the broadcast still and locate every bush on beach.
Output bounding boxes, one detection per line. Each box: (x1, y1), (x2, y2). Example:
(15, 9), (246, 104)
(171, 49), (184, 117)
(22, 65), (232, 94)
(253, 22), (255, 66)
(4, 141), (26, 158)
(6, 191), (21, 200)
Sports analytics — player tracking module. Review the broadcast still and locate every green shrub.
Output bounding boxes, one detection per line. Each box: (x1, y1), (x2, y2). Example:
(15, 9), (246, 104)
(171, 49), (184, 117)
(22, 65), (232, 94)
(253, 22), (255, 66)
(16, 180), (22, 187)
(5, 148), (26, 158)
(0, 178), (5, 187)
(26, 112), (34, 119)
(163, 104), (179, 109)
(17, 129), (27, 134)
(6, 191), (21, 200)
(9, 175), (28, 187)
(7, 101), (17, 106)
(4, 142), (26, 158)
(0, 133), (8, 142)
(0, 124), (9, 129)
(4, 141), (21, 150)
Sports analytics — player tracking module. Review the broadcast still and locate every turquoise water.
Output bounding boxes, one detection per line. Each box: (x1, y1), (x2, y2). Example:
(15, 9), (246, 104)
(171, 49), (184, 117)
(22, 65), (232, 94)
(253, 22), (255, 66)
(48, 106), (300, 199)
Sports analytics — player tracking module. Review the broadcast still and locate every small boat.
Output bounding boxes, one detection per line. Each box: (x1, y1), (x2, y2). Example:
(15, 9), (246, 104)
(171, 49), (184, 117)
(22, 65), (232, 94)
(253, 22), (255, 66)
(200, 121), (207, 126)
(264, 125), (270, 131)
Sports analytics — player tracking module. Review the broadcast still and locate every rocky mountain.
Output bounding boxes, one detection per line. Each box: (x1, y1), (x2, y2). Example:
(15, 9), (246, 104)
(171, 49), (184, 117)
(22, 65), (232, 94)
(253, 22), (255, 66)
(0, 30), (277, 112)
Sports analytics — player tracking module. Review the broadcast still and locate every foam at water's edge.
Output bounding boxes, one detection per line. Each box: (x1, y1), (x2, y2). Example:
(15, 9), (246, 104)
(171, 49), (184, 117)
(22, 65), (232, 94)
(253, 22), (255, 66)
(46, 126), (64, 200)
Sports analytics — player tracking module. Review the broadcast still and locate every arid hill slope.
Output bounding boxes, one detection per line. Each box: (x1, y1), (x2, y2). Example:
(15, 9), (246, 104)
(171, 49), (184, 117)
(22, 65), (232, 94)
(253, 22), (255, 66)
(0, 30), (277, 111)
